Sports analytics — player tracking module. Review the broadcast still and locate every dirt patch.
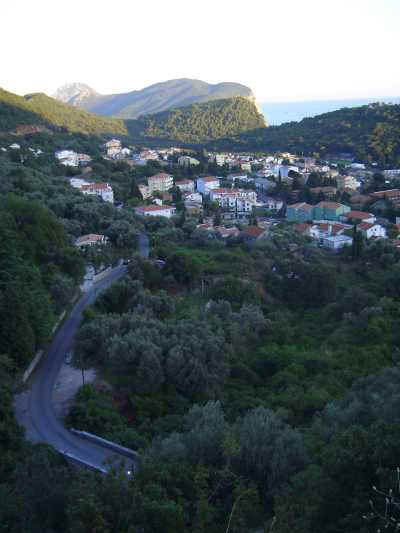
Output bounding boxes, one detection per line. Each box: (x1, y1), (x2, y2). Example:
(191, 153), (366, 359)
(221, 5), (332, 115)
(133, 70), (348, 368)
(52, 363), (96, 419)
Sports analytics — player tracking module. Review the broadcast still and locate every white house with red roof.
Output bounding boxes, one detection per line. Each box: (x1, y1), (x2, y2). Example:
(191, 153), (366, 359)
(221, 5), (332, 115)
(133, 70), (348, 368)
(75, 234), (108, 248)
(209, 188), (257, 212)
(134, 205), (176, 218)
(80, 182), (114, 203)
(357, 222), (386, 239)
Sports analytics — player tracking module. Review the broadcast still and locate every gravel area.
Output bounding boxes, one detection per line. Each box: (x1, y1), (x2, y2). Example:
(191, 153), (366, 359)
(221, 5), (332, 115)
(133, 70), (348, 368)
(52, 363), (96, 419)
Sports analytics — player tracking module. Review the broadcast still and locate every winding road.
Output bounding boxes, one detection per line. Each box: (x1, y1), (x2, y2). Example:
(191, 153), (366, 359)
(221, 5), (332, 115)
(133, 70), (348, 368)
(17, 233), (149, 473)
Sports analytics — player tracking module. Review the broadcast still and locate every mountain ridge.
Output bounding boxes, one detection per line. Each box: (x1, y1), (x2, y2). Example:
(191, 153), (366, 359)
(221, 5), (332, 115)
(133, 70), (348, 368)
(52, 78), (256, 119)
(0, 88), (265, 142)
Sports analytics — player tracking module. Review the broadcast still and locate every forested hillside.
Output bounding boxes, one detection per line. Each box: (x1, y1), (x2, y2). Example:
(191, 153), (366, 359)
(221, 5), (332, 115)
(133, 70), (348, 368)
(125, 97), (266, 143)
(0, 88), (128, 136)
(0, 89), (264, 143)
(211, 102), (400, 166)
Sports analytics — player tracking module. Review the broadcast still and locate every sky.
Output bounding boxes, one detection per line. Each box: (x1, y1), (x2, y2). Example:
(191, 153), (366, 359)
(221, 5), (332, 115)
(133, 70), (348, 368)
(2, 0), (400, 103)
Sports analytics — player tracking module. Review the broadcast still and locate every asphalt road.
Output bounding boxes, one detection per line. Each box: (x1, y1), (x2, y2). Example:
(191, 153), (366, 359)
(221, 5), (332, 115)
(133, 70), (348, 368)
(25, 233), (150, 473)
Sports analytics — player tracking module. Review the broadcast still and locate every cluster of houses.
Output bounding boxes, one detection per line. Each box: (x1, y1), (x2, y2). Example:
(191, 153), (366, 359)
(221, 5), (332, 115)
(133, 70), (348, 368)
(134, 172), (263, 220)
(287, 200), (388, 249)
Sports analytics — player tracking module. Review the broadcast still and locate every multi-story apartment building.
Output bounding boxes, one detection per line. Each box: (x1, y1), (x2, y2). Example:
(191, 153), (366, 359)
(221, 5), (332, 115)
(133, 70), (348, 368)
(336, 175), (360, 190)
(147, 172), (174, 194)
(209, 188), (257, 212)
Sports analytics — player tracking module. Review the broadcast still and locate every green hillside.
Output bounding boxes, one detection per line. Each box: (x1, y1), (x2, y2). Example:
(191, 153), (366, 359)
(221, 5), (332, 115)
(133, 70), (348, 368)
(0, 89), (264, 143)
(212, 102), (400, 165)
(0, 88), (128, 136)
(125, 96), (266, 143)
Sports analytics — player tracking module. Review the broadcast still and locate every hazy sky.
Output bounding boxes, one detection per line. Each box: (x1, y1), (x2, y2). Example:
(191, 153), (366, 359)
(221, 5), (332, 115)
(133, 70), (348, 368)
(2, 0), (399, 102)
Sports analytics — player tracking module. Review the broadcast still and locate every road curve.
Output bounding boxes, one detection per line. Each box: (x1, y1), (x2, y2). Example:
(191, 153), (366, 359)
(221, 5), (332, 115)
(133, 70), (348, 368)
(24, 233), (149, 472)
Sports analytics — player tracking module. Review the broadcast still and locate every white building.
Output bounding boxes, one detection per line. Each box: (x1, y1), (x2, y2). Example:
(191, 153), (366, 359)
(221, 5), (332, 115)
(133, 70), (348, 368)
(383, 169), (400, 178)
(322, 235), (353, 250)
(80, 183), (114, 203)
(175, 179), (195, 193)
(75, 234), (108, 248)
(336, 175), (360, 190)
(196, 176), (220, 194)
(357, 223), (386, 239)
(184, 192), (203, 204)
(55, 149), (79, 167)
(263, 197), (284, 211)
(9, 143), (20, 150)
(70, 178), (89, 189)
(134, 205), (176, 218)
(178, 156), (200, 167)
(209, 188), (257, 212)
(226, 173), (253, 183)
(271, 164), (299, 178)
(148, 172), (174, 194)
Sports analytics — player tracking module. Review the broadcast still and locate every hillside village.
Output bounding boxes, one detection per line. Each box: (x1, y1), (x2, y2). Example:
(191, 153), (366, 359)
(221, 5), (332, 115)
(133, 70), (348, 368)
(2, 136), (400, 254)
(16, 136), (396, 253)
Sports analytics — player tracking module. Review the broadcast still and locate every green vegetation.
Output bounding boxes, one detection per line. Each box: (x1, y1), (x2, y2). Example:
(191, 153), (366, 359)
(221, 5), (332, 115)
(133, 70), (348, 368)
(2, 91), (400, 532)
(211, 102), (400, 166)
(0, 88), (128, 135)
(0, 88), (265, 144)
(125, 97), (266, 143)
(61, 217), (400, 532)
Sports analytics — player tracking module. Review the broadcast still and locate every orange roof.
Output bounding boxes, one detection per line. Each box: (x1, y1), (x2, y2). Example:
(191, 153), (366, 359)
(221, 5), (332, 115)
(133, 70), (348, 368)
(316, 201), (342, 209)
(346, 210), (373, 219)
(357, 222), (374, 230)
(76, 234), (104, 243)
(200, 176), (219, 182)
(289, 202), (313, 210)
(81, 183), (110, 190)
(135, 205), (175, 212)
(149, 172), (172, 180)
(243, 226), (265, 237)
(211, 188), (233, 194)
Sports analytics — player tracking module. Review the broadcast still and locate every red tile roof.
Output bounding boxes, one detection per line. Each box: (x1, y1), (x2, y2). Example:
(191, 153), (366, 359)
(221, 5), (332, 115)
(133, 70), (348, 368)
(200, 176), (220, 182)
(316, 201), (342, 209)
(346, 210), (374, 220)
(357, 222), (374, 230)
(81, 183), (110, 190)
(149, 172), (172, 180)
(289, 202), (313, 210)
(243, 226), (265, 238)
(135, 205), (175, 212)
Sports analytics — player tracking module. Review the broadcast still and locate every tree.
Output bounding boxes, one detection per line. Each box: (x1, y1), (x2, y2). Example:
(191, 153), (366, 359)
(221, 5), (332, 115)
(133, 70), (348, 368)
(352, 225), (364, 260)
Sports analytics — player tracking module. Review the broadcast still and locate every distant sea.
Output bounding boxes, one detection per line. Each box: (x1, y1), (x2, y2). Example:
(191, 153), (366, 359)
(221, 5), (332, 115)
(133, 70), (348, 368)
(261, 97), (400, 126)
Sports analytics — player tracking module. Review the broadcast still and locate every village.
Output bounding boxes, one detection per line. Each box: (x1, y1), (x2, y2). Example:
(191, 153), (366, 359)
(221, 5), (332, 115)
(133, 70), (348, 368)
(4, 138), (400, 253)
